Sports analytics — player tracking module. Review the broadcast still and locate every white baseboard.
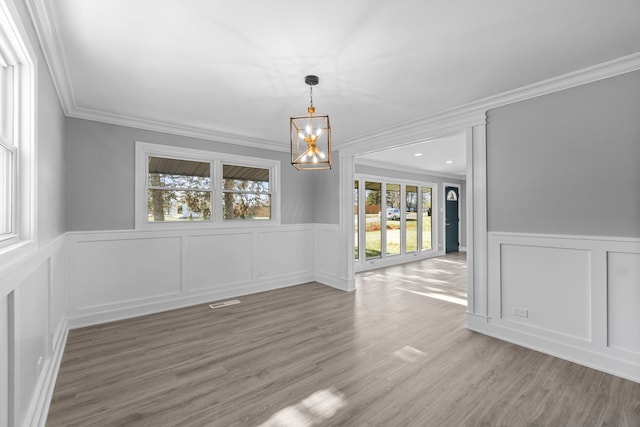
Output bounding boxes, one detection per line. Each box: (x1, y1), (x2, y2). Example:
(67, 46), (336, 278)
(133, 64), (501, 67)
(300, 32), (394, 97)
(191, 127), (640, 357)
(355, 250), (446, 273)
(486, 231), (640, 383)
(69, 274), (314, 329)
(486, 322), (640, 384)
(315, 273), (353, 292)
(466, 312), (489, 334)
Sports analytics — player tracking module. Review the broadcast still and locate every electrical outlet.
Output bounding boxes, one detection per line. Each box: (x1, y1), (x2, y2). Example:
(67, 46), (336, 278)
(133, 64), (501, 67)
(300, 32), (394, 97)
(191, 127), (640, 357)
(512, 307), (528, 318)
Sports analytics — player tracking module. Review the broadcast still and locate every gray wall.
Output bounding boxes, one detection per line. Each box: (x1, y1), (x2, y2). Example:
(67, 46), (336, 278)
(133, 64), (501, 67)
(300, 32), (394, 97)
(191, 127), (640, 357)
(36, 71), (66, 244)
(13, 0), (67, 245)
(65, 118), (316, 231)
(311, 154), (340, 224)
(487, 70), (640, 237)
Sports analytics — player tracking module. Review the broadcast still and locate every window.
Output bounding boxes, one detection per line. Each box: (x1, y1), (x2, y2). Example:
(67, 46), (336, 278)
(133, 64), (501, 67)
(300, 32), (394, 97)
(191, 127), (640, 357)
(222, 164), (271, 220)
(364, 181), (381, 259)
(421, 187), (432, 250)
(0, 37), (15, 240)
(405, 185), (418, 253)
(0, 2), (35, 249)
(353, 180), (359, 261)
(147, 157), (212, 222)
(354, 176), (435, 263)
(385, 183), (401, 256)
(136, 142), (279, 228)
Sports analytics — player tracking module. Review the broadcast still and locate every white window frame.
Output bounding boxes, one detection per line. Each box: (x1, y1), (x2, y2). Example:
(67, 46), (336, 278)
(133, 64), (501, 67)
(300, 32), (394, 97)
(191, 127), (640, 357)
(135, 141), (280, 230)
(354, 174), (437, 268)
(0, 0), (36, 254)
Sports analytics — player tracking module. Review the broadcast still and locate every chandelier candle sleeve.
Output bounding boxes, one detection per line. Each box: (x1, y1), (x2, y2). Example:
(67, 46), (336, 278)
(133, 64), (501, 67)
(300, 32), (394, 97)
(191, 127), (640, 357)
(290, 75), (332, 170)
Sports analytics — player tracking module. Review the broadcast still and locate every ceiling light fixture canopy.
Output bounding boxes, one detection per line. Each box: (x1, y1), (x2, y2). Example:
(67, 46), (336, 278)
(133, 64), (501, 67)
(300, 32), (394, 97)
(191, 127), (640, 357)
(290, 75), (331, 170)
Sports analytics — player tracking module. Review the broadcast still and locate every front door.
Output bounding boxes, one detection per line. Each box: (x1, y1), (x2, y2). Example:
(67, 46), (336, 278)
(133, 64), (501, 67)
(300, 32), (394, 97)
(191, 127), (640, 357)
(445, 186), (459, 253)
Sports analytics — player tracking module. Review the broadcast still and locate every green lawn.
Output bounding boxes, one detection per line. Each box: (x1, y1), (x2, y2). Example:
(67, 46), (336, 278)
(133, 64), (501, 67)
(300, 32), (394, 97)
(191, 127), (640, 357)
(358, 216), (432, 259)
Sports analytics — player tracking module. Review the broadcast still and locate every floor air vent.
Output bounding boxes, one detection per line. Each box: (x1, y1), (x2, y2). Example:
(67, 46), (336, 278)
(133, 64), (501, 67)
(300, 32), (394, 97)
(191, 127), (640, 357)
(208, 299), (241, 310)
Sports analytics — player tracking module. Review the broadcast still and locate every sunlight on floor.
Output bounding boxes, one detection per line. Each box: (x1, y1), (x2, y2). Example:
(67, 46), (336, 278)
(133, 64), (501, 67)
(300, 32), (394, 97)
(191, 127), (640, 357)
(410, 268), (455, 275)
(258, 388), (347, 427)
(393, 345), (427, 363)
(396, 287), (467, 306)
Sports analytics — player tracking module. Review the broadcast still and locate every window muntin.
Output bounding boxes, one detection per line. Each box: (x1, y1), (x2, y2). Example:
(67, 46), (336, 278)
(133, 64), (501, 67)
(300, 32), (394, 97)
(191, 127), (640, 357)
(147, 157), (212, 222)
(222, 164), (271, 220)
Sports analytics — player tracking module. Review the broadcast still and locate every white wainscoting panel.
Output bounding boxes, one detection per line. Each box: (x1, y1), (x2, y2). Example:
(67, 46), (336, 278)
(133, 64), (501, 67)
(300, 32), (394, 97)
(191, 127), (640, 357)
(0, 294), (8, 427)
(67, 225), (319, 328)
(608, 251), (640, 355)
(50, 249), (67, 353)
(187, 233), (253, 291)
(315, 225), (342, 289)
(16, 263), (50, 424)
(0, 235), (67, 427)
(500, 244), (591, 341)
(74, 237), (182, 309)
(486, 232), (640, 383)
(257, 230), (313, 279)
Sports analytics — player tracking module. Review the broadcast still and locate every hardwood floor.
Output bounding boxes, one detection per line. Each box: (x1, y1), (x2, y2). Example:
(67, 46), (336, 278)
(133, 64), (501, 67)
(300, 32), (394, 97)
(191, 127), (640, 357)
(47, 253), (640, 426)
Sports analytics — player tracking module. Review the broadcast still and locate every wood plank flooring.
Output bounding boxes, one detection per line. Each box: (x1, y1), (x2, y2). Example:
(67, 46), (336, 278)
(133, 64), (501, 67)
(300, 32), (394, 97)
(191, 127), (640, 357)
(47, 253), (640, 426)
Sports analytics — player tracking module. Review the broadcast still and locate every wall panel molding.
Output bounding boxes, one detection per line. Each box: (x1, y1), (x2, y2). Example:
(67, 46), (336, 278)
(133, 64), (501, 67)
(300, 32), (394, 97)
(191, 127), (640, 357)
(66, 225), (332, 328)
(27, 0), (640, 153)
(607, 251), (640, 355)
(484, 232), (640, 383)
(314, 224), (348, 291)
(0, 235), (67, 427)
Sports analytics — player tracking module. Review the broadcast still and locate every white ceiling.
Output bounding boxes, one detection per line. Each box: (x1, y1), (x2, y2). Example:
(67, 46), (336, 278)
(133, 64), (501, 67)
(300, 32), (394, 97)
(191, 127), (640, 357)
(30, 0), (640, 164)
(358, 133), (468, 178)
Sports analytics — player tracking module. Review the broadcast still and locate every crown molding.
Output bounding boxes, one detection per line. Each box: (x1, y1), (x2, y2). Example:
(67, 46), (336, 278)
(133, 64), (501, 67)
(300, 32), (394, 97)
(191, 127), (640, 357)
(26, 0), (76, 114)
(25, 0), (288, 152)
(338, 109), (485, 154)
(69, 107), (288, 152)
(25, 0), (640, 153)
(340, 51), (640, 151)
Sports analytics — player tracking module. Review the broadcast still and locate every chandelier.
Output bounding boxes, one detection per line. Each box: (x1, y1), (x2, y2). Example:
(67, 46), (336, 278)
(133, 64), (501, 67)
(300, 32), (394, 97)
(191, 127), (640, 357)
(290, 75), (332, 170)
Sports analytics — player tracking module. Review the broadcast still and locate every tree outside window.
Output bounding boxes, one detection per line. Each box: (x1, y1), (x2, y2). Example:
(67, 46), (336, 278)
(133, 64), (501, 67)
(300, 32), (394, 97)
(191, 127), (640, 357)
(147, 157), (211, 222)
(222, 164), (271, 220)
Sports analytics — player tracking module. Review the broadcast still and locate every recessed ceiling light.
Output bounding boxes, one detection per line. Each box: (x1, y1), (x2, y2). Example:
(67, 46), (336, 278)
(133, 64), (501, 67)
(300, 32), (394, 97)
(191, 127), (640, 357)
(446, 160), (453, 164)
(414, 153), (423, 157)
